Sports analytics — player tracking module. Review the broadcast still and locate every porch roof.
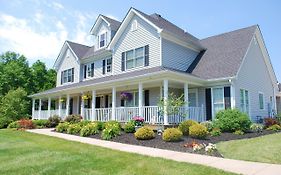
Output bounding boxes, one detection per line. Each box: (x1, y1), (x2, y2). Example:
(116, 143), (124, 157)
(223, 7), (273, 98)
(29, 66), (206, 98)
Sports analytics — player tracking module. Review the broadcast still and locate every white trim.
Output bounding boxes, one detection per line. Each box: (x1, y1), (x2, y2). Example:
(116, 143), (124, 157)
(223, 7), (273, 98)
(112, 87), (116, 120)
(90, 15), (111, 35)
(230, 84), (236, 109)
(124, 46), (145, 70)
(211, 86), (225, 119)
(159, 36), (162, 66)
(163, 79), (169, 125)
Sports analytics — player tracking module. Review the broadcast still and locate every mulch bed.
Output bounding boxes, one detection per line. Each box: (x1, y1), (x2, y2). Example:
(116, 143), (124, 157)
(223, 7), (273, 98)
(53, 129), (279, 158)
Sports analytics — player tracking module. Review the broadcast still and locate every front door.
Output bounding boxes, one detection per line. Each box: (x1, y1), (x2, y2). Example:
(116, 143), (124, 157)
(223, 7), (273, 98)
(69, 98), (73, 114)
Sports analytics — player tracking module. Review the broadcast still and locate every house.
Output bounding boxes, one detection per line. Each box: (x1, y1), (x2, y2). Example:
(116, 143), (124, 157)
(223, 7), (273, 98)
(29, 7), (279, 125)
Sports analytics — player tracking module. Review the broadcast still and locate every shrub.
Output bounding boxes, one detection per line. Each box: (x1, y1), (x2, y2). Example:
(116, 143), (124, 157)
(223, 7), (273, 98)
(32, 119), (48, 128)
(78, 120), (91, 127)
(0, 117), (12, 129)
(200, 121), (213, 132)
(80, 123), (99, 137)
(213, 109), (252, 132)
(18, 119), (35, 129)
(264, 118), (279, 128)
(134, 126), (155, 140)
(7, 121), (20, 129)
(56, 122), (70, 133)
(162, 128), (183, 142)
(101, 121), (121, 140)
(46, 115), (61, 128)
(67, 124), (82, 134)
(250, 123), (264, 133)
(95, 121), (105, 130)
(64, 114), (82, 124)
(234, 130), (244, 135)
(178, 120), (198, 135)
(124, 121), (136, 133)
(189, 124), (208, 139)
(266, 124), (281, 131)
(210, 128), (221, 137)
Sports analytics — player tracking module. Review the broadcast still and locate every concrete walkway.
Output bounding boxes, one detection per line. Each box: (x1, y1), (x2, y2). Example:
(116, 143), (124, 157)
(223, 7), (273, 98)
(27, 129), (281, 175)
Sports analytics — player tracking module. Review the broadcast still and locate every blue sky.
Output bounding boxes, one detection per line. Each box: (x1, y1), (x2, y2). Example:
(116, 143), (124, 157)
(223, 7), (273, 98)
(0, 0), (280, 81)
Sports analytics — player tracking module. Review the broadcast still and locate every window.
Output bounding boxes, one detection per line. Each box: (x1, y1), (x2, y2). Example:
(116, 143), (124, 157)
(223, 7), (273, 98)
(124, 91), (141, 107)
(84, 63), (94, 79)
(259, 92), (264, 110)
(240, 89), (249, 114)
(61, 68), (74, 84)
(131, 20), (138, 31)
(212, 87), (224, 115)
(99, 32), (106, 48)
(106, 58), (112, 72)
(125, 46), (144, 70)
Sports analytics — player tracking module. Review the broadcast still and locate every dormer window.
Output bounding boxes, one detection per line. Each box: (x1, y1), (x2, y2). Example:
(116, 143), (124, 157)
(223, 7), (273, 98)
(99, 32), (107, 48)
(131, 20), (138, 31)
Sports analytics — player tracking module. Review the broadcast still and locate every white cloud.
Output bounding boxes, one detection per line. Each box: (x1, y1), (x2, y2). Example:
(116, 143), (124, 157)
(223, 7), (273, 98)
(34, 11), (44, 23)
(51, 2), (64, 10)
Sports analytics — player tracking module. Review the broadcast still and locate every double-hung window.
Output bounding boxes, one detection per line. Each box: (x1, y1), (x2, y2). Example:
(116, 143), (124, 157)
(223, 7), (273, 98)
(212, 87), (225, 115)
(125, 46), (144, 70)
(99, 32), (106, 48)
(61, 68), (74, 84)
(84, 63), (94, 79)
(240, 89), (249, 114)
(259, 92), (264, 110)
(106, 58), (112, 72)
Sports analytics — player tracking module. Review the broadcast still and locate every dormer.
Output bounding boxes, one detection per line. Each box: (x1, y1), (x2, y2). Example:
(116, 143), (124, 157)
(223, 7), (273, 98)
(90, 15), (121, 50)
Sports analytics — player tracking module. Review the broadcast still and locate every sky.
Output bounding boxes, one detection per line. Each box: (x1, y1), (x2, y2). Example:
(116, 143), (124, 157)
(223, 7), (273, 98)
(0, 0), (280, 81)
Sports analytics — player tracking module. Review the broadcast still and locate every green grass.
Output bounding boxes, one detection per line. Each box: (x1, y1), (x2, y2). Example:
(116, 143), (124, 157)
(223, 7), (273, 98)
(0, 129), (235, 175)
(217, 133), (281, 164)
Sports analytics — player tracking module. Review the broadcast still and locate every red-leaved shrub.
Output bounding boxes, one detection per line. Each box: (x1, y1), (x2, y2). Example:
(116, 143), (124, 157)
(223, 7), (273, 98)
(18, 119), (35, 129)
(264, 118), (279, 128)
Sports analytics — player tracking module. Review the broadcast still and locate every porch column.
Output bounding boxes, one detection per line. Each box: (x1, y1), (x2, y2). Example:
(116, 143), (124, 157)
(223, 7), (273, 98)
(184, 82), (189, 119)
(58, 96), (62, 117)
(92, 90), (96, 121)
(38, 99), (42, 120)
(112, 87), (116, 120)
(48, 97), (51, 118)
(80, 93), (84, 117)
(138, 82), (143, 117)
(66, 94), (70, 116)
(163, 79), (169, 125)
(230, 84), (236, 109)
(32, 99), (35, 119)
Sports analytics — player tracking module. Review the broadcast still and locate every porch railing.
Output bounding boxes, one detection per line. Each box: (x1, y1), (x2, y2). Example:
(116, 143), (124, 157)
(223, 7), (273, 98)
(116, 107), (139, 122)
(142, 106), (162, 124)
(95, 108), (112, 122)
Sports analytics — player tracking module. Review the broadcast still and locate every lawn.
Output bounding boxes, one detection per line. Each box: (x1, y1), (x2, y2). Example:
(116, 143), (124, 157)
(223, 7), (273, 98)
(217, 133), (281, 164)
(0, 129), (235, 175)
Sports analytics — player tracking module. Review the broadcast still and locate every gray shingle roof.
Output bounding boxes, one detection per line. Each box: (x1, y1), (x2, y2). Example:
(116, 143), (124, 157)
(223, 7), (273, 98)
(101, 15), (121, 31)
(66, 41), (90, 59)
(189, 25), (257, 79)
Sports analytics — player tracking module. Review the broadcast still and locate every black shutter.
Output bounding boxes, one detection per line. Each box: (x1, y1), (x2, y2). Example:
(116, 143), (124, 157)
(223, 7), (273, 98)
(144, 90), (149, 106)
(61, 71), (63, 84)
(144, 45), (149, 66)
(91, 63), (94, 77)
(105, 95), (109, 108)
(102, 60), (106, 74)
(84, 65), (87, 79)
(121, 99), (125, 107)
(224, 86), (231, 109)
(205, 88), (212, 120)
(71, 68), (74, 82)
(121, 52), (125, 71)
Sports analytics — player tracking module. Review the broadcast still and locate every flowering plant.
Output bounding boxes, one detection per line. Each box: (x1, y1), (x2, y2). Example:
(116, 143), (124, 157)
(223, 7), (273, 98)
(82, 94), (91, 100)
(120, 92), (133, 101)
(132, 116), (144, 126)
(205, 143), (217, 154)
(59, 98), (65, 102)
(193, 143), (205, 152)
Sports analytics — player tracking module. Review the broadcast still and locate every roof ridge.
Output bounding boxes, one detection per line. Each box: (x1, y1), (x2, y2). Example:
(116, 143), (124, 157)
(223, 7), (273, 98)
(200, 25), (258, 41)
(66, 40), (91, 47)
(101, 14), (121, 23)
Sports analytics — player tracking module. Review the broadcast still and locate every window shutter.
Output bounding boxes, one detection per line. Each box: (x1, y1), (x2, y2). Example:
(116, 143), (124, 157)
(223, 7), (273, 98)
(205, 88), (212, 120)
(84, 65), (87, 79)
(105, 95), (109, 108)
(61, 71), (63, 84)
(91, 63), (94, 77)
(121, 99), (125, 107)
(71, 68), (74, 82)
(102, 60), (106, 74)
(224, 87), (231, 109)
(144, 90), (149, 106)
(121, 52), (125, 71)
(144, 45), (149, 66)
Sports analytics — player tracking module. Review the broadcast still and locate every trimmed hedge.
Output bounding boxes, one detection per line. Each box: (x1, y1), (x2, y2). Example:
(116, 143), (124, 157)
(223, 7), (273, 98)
(178, 120), (198, 135)
(189, 124), (208, 139)
(134, 126), (155, 140)
(162, 128), (182, 142)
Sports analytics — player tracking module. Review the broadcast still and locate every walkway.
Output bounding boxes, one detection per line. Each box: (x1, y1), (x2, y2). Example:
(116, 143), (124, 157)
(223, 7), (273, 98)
(27, 129), (281, 175)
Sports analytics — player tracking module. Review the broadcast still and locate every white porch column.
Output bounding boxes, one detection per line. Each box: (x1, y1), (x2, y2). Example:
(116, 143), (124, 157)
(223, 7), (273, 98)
(138, 82), (143, 117)
(66, 94), (70, 116)
(38, 99), (42, 120)
(112, 87), (116, 120)
(92, 90), (96, 121)
(58, 96), (62, 117)
(32, 99), (35, 119)
(184, 82), (189, 119)
(48, 97), (51, 117)
(80, 93), (84, 117)
(231, 84), (236, 109)
(163, 79), (169, 125)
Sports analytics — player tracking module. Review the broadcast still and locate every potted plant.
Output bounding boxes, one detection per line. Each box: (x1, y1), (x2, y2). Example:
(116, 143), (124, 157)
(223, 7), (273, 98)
(132, 116), (144, 130)
(120, 92), (133, 101)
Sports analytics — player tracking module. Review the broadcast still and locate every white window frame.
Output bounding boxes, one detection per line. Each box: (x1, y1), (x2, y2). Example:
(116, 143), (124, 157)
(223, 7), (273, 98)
(131, 19), (138, 31)
(259, 92), (265, 110)
(124, 91), (145, 107)
(98, 32), (107, 49)
(106, 58), (112, 73)
(125, 46), (145, 70)
(240, 89), (250, 115)
(84, 62), (94, 79)
(61, 68), (74, 84)
(211, 87), (225, 119)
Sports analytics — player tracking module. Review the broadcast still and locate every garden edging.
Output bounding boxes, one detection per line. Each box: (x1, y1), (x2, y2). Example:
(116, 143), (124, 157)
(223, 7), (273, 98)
(27, 128), (281, 175)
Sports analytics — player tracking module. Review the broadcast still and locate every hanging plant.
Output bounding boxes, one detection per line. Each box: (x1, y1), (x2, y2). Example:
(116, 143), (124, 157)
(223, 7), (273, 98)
(82, 94), (91, 100)
(59, 98), (65, 102)
(120, 92), (133, 101)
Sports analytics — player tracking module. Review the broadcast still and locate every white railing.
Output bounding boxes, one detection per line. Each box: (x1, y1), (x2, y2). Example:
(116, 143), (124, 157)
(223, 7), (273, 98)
(33, 110), (39, 119)
(116, 107), (139, 122)
(40, 110), (49, 119)
(188, 106), (205, 122)
(84, 108), (92, 121)
(50, 109), (59, 117)
(142, 106), (162, 124)
(95, 108), (112, 122)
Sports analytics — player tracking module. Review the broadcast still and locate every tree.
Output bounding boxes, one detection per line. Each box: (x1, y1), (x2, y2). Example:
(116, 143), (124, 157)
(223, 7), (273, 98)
(0, 88), (30, 122)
